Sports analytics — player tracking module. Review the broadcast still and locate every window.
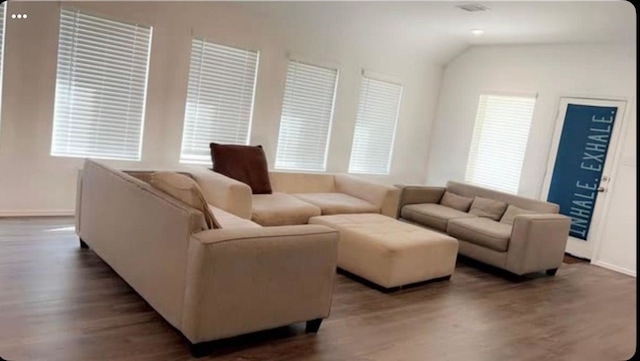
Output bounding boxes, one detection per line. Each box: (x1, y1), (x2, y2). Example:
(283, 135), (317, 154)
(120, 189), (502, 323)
(51, 8), (152, 161)
(465, 93), (536, 194)
(349, 76), (403, 175)
(0, 2), (6, 123)
(275, 60), (338, 172)
(180, 39), (259, 164)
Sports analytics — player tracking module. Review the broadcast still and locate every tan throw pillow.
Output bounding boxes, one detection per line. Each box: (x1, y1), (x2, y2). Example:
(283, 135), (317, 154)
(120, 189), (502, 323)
(150, 172), (221, 230)
(500, 204), (536, 225)
(469, 196), (508, 221)
(440, 191), (473, 212)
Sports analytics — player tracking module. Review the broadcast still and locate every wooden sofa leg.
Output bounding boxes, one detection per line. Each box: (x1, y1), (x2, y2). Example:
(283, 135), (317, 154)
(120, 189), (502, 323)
(188, 342), (210, 358)
(546, 268), (558, 276)
(79, 238), (89, 249)
(305, 318), (323, 333)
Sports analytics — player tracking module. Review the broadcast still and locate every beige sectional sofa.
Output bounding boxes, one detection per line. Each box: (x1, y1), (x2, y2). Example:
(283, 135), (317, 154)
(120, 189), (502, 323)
(190, 170), (401, 227)
(76, 160), (339, 356)
(397, 181), (571, 277)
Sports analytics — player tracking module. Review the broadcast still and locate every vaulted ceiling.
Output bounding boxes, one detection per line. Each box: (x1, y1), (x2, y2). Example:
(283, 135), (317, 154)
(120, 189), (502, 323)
(237, 1), (636, 64)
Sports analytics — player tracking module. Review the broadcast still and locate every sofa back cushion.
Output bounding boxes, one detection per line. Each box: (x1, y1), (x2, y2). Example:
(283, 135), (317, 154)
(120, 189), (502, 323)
(469, 196), (508, 221)
(446, 181), (559, 213)
(439, 191), (473, 212)
(500, 204), (537, 225)
(269, 172), (336, 193)
(210, 143), (272, 194)
(150, 172), (221, 229)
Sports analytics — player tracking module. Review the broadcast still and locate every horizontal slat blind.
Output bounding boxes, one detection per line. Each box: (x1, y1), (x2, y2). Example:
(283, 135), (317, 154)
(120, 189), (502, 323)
(275, 60), (338, 171)
(465, 93), (536, 194)
(51, 8), (152, 161)
(0, 2), (6, 125)
(180, 39), (259, 164)
(349, 77), (402, 174)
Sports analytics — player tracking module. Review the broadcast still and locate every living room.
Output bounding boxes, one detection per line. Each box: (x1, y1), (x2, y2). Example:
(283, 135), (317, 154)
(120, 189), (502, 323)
(0, 1), (636, 360)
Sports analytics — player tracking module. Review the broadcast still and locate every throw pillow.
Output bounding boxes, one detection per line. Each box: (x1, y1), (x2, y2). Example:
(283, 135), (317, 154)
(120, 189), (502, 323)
(150, 172), (221, 230)
(468, 196), (508, 221)
(500, 204), (536, 225)
(440, 191), (473, 212)
(210, 143), (272, 194)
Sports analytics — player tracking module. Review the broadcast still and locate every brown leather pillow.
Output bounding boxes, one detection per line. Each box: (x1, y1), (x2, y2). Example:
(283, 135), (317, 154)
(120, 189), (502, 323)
(210, 143), (272, 194)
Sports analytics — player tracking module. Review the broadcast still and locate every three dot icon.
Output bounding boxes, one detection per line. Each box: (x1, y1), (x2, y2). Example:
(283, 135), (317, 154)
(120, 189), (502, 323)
(11, 14), (28, 19)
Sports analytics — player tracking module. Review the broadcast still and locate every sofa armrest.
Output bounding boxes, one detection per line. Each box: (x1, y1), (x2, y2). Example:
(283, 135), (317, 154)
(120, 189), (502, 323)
(186, 167), (253, 219)
(396, 185), (446, 215)
(334, 174), (400, 218)
(181, 225), (339, 343)
(77, 160), (205, 331)
(506, 214), (571, 275)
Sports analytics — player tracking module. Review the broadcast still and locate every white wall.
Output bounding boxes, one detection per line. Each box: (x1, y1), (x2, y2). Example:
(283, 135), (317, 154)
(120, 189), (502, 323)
(0, 1), (443, 215)
(427, 44), (636, 275)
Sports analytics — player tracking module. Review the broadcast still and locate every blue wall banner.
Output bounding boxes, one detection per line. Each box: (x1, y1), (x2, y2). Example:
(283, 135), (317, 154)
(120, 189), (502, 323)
(547, 104), (617, 240)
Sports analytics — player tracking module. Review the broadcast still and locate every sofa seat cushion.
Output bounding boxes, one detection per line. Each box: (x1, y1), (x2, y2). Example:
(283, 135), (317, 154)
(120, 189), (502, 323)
(401, 203), (476, 232)
(209, 205), (261, 229)
(292, 193), (379, 215)
(447, 217), (512, 252)
(252, 193), (321, 226)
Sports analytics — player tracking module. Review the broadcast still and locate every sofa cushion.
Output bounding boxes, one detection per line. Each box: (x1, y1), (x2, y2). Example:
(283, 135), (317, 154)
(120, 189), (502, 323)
(209, 205), (261, 229)
(500, 204), (537, 225)
(292, 193), (379, 215)
(210, 143), (272, 194)
(252, 193), (321, 226)
(401, 203), (476, 232)
(440, 191), (473, 212)
(150, 172), (221, 229)
(447, 217), (512, 252)
(469, 196), (508, 221)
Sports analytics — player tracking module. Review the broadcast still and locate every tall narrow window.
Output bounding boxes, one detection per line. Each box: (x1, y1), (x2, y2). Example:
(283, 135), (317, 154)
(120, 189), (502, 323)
(0, 2), (6, 125)
(465, 93), (536, 194)
(51, 8), (152, 161)
(275, 60), (338, 172)
(180, 39), (259, 164)
(349, 76), (402, 175)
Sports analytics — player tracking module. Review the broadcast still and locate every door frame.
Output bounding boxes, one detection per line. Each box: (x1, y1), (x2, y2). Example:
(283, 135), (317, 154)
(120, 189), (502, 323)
(540, 96), (628, 260)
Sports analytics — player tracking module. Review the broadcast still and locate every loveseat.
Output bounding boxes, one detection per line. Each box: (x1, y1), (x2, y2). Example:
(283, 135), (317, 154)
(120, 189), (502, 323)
(76, 160), (339, 356)
(189, 169), (401, 227)
(397, 181), (571, 277)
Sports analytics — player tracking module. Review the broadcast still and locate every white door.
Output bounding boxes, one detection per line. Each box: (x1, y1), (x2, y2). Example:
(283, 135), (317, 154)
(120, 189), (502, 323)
(541, 97), (627, 260)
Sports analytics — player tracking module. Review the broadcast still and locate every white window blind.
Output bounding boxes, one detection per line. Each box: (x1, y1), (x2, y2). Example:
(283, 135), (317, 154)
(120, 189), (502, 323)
(51, 8), (152, 161)
(349, 77), (403, 175)
(275, 60), (338, 172)
(0, 2), (6, 124)
(465, 93), (536, 194)
(180, 39), (259, 164)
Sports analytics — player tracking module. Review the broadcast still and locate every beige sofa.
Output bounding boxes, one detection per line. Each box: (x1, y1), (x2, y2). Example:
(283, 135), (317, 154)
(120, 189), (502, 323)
(397, 181), (571, 277)
(190, 170), (401, 227)
(76, 160), (339, 356)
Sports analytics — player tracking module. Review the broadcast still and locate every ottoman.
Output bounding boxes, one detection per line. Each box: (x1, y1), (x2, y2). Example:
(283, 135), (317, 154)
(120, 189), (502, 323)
(309, 214), (458, 290)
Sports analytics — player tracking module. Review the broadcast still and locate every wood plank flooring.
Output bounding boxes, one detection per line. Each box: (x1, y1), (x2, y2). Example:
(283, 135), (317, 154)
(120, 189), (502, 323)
(0, 217), (636, 361)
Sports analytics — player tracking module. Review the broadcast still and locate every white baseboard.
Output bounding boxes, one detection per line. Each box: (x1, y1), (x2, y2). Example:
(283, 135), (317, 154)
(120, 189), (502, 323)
(591, 260), (636, 277)
(0, 210), (75, 217)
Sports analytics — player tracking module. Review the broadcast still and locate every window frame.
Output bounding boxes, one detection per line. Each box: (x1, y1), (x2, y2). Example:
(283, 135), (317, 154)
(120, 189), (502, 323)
(179, 38), (260, 165)
(50, 7), (153, 161)
(274, 59), (339, 172)
(464, 91), (537, 194)
(348, 75), (403, 175)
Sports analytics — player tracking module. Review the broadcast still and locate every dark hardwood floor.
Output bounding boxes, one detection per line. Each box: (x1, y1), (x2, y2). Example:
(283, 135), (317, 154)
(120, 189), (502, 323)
(0, 217), (636, 361)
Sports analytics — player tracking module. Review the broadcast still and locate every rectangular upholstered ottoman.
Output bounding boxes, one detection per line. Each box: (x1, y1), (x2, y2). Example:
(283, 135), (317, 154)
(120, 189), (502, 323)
(309, 214), (458, 290)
